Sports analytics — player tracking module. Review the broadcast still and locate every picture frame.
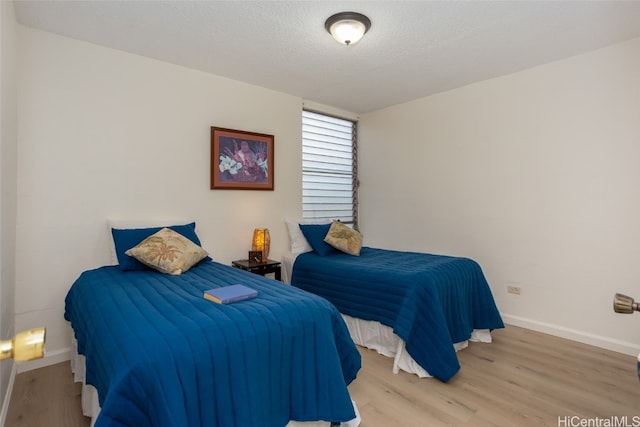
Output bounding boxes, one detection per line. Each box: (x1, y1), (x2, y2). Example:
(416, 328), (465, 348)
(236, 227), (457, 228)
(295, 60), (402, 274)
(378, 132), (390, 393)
(210, 127), (274, 190)
(248, 251), (264, 264)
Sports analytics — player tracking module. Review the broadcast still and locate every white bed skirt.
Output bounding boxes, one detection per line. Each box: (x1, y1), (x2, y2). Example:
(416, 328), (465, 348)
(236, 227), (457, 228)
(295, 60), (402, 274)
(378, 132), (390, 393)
(342, 314), (492, 377)
(70, 338), (360, 427)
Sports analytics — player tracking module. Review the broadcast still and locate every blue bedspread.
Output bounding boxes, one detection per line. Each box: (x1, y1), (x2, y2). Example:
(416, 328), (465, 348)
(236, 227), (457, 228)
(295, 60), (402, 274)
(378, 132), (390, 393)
(64, 261), (360, 427)
(291, 247), (504, 382)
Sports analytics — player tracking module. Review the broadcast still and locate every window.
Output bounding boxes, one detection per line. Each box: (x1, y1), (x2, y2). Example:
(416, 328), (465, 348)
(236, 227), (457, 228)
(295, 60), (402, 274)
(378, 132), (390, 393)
(302, 110), (358, 227)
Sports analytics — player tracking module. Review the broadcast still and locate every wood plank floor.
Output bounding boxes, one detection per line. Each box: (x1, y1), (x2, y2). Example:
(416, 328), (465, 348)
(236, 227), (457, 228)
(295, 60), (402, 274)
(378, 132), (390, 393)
(6, 325), (640, 427)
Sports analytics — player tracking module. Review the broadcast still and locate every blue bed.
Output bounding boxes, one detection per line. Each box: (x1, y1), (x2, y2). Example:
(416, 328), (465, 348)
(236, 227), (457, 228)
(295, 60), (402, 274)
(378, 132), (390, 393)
(64, 260), (361, 427)
(290, 247), (504, 382)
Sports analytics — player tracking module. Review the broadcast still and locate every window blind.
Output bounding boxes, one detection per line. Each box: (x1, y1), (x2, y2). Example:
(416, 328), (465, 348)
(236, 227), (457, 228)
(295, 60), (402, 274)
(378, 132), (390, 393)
(302, 110), (357, 226)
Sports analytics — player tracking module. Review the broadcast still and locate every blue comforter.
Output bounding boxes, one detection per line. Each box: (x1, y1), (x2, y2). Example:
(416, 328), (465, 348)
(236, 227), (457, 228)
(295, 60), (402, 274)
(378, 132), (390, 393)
(64, 261), (360, 427)
(291, 247), (504, 382)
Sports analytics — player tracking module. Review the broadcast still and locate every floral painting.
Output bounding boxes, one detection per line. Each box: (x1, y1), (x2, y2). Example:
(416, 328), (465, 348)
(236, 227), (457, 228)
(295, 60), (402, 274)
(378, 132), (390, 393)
(210, 127), (274, 190)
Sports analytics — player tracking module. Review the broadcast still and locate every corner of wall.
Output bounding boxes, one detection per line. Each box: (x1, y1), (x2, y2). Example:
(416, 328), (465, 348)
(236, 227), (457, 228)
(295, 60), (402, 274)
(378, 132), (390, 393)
(0, 362), (17, 427)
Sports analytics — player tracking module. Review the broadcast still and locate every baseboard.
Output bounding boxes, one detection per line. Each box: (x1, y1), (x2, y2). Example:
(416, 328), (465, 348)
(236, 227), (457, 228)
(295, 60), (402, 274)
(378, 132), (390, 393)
(502, 314), (640, 356)
(15, 347), (71, 374)
(0, 363), (17, 427)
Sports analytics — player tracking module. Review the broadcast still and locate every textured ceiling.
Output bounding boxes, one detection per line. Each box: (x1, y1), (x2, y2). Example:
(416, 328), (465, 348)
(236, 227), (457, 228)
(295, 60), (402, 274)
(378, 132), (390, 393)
(14, 0), (640, 114)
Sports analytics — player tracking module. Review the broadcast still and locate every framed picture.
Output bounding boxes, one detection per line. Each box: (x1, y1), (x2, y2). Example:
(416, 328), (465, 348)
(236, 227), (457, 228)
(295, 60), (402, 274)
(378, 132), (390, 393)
(248, 251), (263, 264)
(210, 127), (274, 190)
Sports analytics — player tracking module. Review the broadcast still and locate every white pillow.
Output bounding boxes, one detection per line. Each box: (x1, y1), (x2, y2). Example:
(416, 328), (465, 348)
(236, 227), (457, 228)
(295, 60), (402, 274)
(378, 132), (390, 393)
(285, 217), (332, 255)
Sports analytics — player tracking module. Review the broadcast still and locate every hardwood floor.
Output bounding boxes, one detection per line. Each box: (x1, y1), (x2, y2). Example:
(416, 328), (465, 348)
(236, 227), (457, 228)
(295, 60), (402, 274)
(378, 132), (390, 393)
(6, 359), (88, 427)
(6, 325), (640, 427)
(352, 326), (640, 426)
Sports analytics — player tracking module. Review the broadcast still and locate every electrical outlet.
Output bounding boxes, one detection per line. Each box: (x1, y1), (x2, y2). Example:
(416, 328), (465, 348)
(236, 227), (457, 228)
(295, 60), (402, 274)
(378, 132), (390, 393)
(507, 285), (521, 295)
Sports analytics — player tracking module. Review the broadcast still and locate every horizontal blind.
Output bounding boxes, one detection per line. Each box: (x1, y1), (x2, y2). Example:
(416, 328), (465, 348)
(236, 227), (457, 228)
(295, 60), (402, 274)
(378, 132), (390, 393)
(302, 110), (355, 224)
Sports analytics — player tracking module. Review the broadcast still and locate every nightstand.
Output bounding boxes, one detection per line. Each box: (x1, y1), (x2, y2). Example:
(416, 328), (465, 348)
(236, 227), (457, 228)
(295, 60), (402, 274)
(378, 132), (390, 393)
(232, 259), (282, 281)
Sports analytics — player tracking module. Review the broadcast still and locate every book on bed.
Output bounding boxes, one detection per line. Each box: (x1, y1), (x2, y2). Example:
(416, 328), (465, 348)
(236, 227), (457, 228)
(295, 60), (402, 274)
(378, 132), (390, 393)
(204, 284), (258, 304)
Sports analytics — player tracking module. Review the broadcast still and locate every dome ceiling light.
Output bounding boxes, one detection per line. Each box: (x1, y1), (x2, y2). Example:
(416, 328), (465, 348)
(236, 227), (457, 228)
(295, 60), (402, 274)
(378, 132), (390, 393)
(324, 12), (371, 46)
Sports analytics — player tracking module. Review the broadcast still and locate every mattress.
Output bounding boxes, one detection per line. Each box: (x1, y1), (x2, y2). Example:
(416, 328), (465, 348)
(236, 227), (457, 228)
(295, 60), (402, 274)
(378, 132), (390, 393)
(64, 261), (361, 427)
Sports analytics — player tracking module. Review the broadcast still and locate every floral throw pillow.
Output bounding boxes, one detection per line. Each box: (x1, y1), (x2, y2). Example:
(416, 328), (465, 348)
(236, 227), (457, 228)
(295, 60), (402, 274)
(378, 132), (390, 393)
(125, 228), (208, 275)
(323, 220), (363, 256)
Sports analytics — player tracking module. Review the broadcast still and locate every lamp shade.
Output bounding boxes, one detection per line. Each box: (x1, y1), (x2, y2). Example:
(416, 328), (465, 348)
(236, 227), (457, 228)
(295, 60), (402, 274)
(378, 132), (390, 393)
(0, 327), (46, 362)
(251, 228), (271, 262)
(325, 12), (371, 45)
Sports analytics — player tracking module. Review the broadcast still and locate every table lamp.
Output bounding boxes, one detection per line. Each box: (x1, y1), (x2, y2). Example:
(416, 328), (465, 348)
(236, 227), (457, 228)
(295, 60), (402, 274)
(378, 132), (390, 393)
(251, 228), (270, 263)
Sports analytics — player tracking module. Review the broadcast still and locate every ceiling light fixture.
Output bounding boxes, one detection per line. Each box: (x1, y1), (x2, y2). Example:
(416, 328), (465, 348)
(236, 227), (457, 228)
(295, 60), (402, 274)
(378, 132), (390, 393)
(325, 12), (371, 46)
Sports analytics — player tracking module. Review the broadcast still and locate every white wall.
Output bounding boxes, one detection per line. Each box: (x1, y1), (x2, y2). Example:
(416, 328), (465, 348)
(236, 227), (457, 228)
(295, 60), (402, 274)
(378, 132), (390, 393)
(15, 27), (305, 370)
(0, 0), (19, 422)
(359, 37), (640, 355)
